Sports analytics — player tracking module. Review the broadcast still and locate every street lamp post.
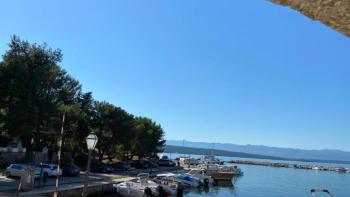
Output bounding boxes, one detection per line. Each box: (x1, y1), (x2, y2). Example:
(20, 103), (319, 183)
(82, 133), (98, 197)
(30, 137), (34, 162)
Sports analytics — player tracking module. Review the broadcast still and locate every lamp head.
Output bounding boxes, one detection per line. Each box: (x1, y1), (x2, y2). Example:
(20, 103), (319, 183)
(86, 133), (98, 150)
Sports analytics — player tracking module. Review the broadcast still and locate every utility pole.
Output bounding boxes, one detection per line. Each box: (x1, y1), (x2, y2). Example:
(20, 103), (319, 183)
(53, 113), (65, 197)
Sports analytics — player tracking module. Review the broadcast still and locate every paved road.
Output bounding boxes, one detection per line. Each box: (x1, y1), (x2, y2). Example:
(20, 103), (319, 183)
(0, 173), (103, 193)
(0, 166), (182, 195)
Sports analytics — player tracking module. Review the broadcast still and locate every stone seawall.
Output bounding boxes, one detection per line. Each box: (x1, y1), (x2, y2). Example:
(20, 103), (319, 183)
(229, 160), (350, 173)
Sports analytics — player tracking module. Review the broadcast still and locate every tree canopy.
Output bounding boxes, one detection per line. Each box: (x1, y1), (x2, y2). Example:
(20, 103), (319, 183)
(0, 36), (165, 161)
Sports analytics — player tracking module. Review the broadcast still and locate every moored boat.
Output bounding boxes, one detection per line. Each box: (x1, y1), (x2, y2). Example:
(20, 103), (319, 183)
(114, 173), (174, 197)
(186, 168), (213, 185)
(199, 155), (224, 165)
(175, 174), (201, 187)
(179, 157), (199, 167)
(200, 164), (243, 181)
(336, 167), (348, 173)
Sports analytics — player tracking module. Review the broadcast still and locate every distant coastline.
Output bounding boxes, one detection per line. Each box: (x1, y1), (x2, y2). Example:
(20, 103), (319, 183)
(164, 145), (350, 165)
(166, 140), (350, 162)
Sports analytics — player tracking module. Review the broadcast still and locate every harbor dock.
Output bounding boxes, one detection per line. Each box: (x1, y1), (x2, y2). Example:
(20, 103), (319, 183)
(228, 160), (350, 173)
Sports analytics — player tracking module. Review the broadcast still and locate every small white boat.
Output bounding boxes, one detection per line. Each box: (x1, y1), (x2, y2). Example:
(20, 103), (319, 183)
(153, 173), (179, 193)
(175, 174), (201, 187)
(179, 157), (199, 166)
(199, 155), (224, 165)
(155, 172), (200, 188)
(186, 168), (213, 185)
(154, 173), (178, 184)
(114, 173), (174, 197)
(114, 181), (149, 197)
(198, 164), (243, 181)
(336, 167), (348, 173)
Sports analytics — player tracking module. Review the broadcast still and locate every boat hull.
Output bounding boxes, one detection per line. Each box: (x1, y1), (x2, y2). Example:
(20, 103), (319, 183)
(115, 185), (144, 197)
(207, 172), (234, 181)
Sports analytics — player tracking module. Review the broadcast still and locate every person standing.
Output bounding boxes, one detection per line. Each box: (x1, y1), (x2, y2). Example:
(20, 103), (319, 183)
(176, 183), (184, 197)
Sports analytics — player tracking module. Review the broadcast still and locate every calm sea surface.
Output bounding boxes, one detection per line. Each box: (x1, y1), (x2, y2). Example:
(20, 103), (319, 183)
(162, 153), (350, 197)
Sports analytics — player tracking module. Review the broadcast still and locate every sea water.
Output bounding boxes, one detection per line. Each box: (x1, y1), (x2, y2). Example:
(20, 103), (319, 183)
(162, 153), (350, 196)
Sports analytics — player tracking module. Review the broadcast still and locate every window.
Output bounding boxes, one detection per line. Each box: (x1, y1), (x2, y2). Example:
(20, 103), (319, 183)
(12, 165), (23, 170)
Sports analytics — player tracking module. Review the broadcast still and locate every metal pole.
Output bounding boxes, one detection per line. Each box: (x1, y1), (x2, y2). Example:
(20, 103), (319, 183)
(53, 113), (65, 197)
(82, 150), (92, 197)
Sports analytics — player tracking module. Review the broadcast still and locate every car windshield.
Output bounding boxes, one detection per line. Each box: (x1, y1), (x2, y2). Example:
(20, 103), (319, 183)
(12, 165), (23, 170)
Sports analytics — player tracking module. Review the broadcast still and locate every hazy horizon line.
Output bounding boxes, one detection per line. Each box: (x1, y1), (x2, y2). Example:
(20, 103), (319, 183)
(166, 139), (350, 153)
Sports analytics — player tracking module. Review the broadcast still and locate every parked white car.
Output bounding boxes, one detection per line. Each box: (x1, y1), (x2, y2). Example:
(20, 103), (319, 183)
(40, 164), (62, 177)
(5, 164), (41, 178)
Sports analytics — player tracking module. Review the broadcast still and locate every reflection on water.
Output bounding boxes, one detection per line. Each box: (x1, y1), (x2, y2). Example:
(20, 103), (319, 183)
(215, 180), (235, 187)
(185, 165), (350, 197)
(187, 177), (239, 196)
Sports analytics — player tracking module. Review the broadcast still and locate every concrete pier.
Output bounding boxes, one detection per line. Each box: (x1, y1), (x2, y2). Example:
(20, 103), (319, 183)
(229, 160), (350, 173)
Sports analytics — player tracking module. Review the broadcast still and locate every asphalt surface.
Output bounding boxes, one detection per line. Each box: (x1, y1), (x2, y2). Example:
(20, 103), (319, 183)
(0, 166), (182, 195)
(0, 173), (101, 193)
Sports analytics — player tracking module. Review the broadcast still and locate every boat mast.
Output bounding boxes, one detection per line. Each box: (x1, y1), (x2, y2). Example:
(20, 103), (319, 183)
(211, 143), (215, 156)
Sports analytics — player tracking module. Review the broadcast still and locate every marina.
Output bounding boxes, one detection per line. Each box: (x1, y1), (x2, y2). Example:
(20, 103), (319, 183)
(111, 156), (350, 196)
(111, 155), (243, 196)
(111, 155), (350, 196)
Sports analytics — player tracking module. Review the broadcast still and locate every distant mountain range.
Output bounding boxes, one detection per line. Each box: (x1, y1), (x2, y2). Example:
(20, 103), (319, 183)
(164, 145), (284, 160)
(166, 140), (350, 162)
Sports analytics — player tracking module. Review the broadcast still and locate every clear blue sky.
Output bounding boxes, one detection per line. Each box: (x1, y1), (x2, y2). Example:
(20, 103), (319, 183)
(1, 1), (349, 151)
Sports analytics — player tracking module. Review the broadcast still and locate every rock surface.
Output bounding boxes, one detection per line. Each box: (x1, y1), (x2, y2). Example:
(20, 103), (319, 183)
(270, 0), (350, 37)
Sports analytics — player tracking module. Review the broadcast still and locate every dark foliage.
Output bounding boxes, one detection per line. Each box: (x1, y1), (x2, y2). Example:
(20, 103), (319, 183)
(0, 36), (165, 161)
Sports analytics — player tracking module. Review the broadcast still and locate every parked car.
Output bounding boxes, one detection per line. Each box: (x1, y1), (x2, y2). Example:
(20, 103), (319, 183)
(148, 160), (159, 168)
(41, 164), (62, 177)
(109, 162), (130, 171)
(120, 161), (131, 169)
(90, 160), (113, 173)
(60, 163), (80, 176)
(130, 160), (158, 169)
(5, 164), (41, 178)
(161, 155), (169, 160)
(27, 163), (62, 177)
(105, 164), (114, 173)
(130, 160), (149, 169)
(157, 159), (176, 167)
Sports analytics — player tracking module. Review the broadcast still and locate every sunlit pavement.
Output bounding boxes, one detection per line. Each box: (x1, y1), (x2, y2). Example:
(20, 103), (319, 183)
(0, 173), (104, 195)
(0, 166), (182, 196)
(0, 176), (14, 183)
